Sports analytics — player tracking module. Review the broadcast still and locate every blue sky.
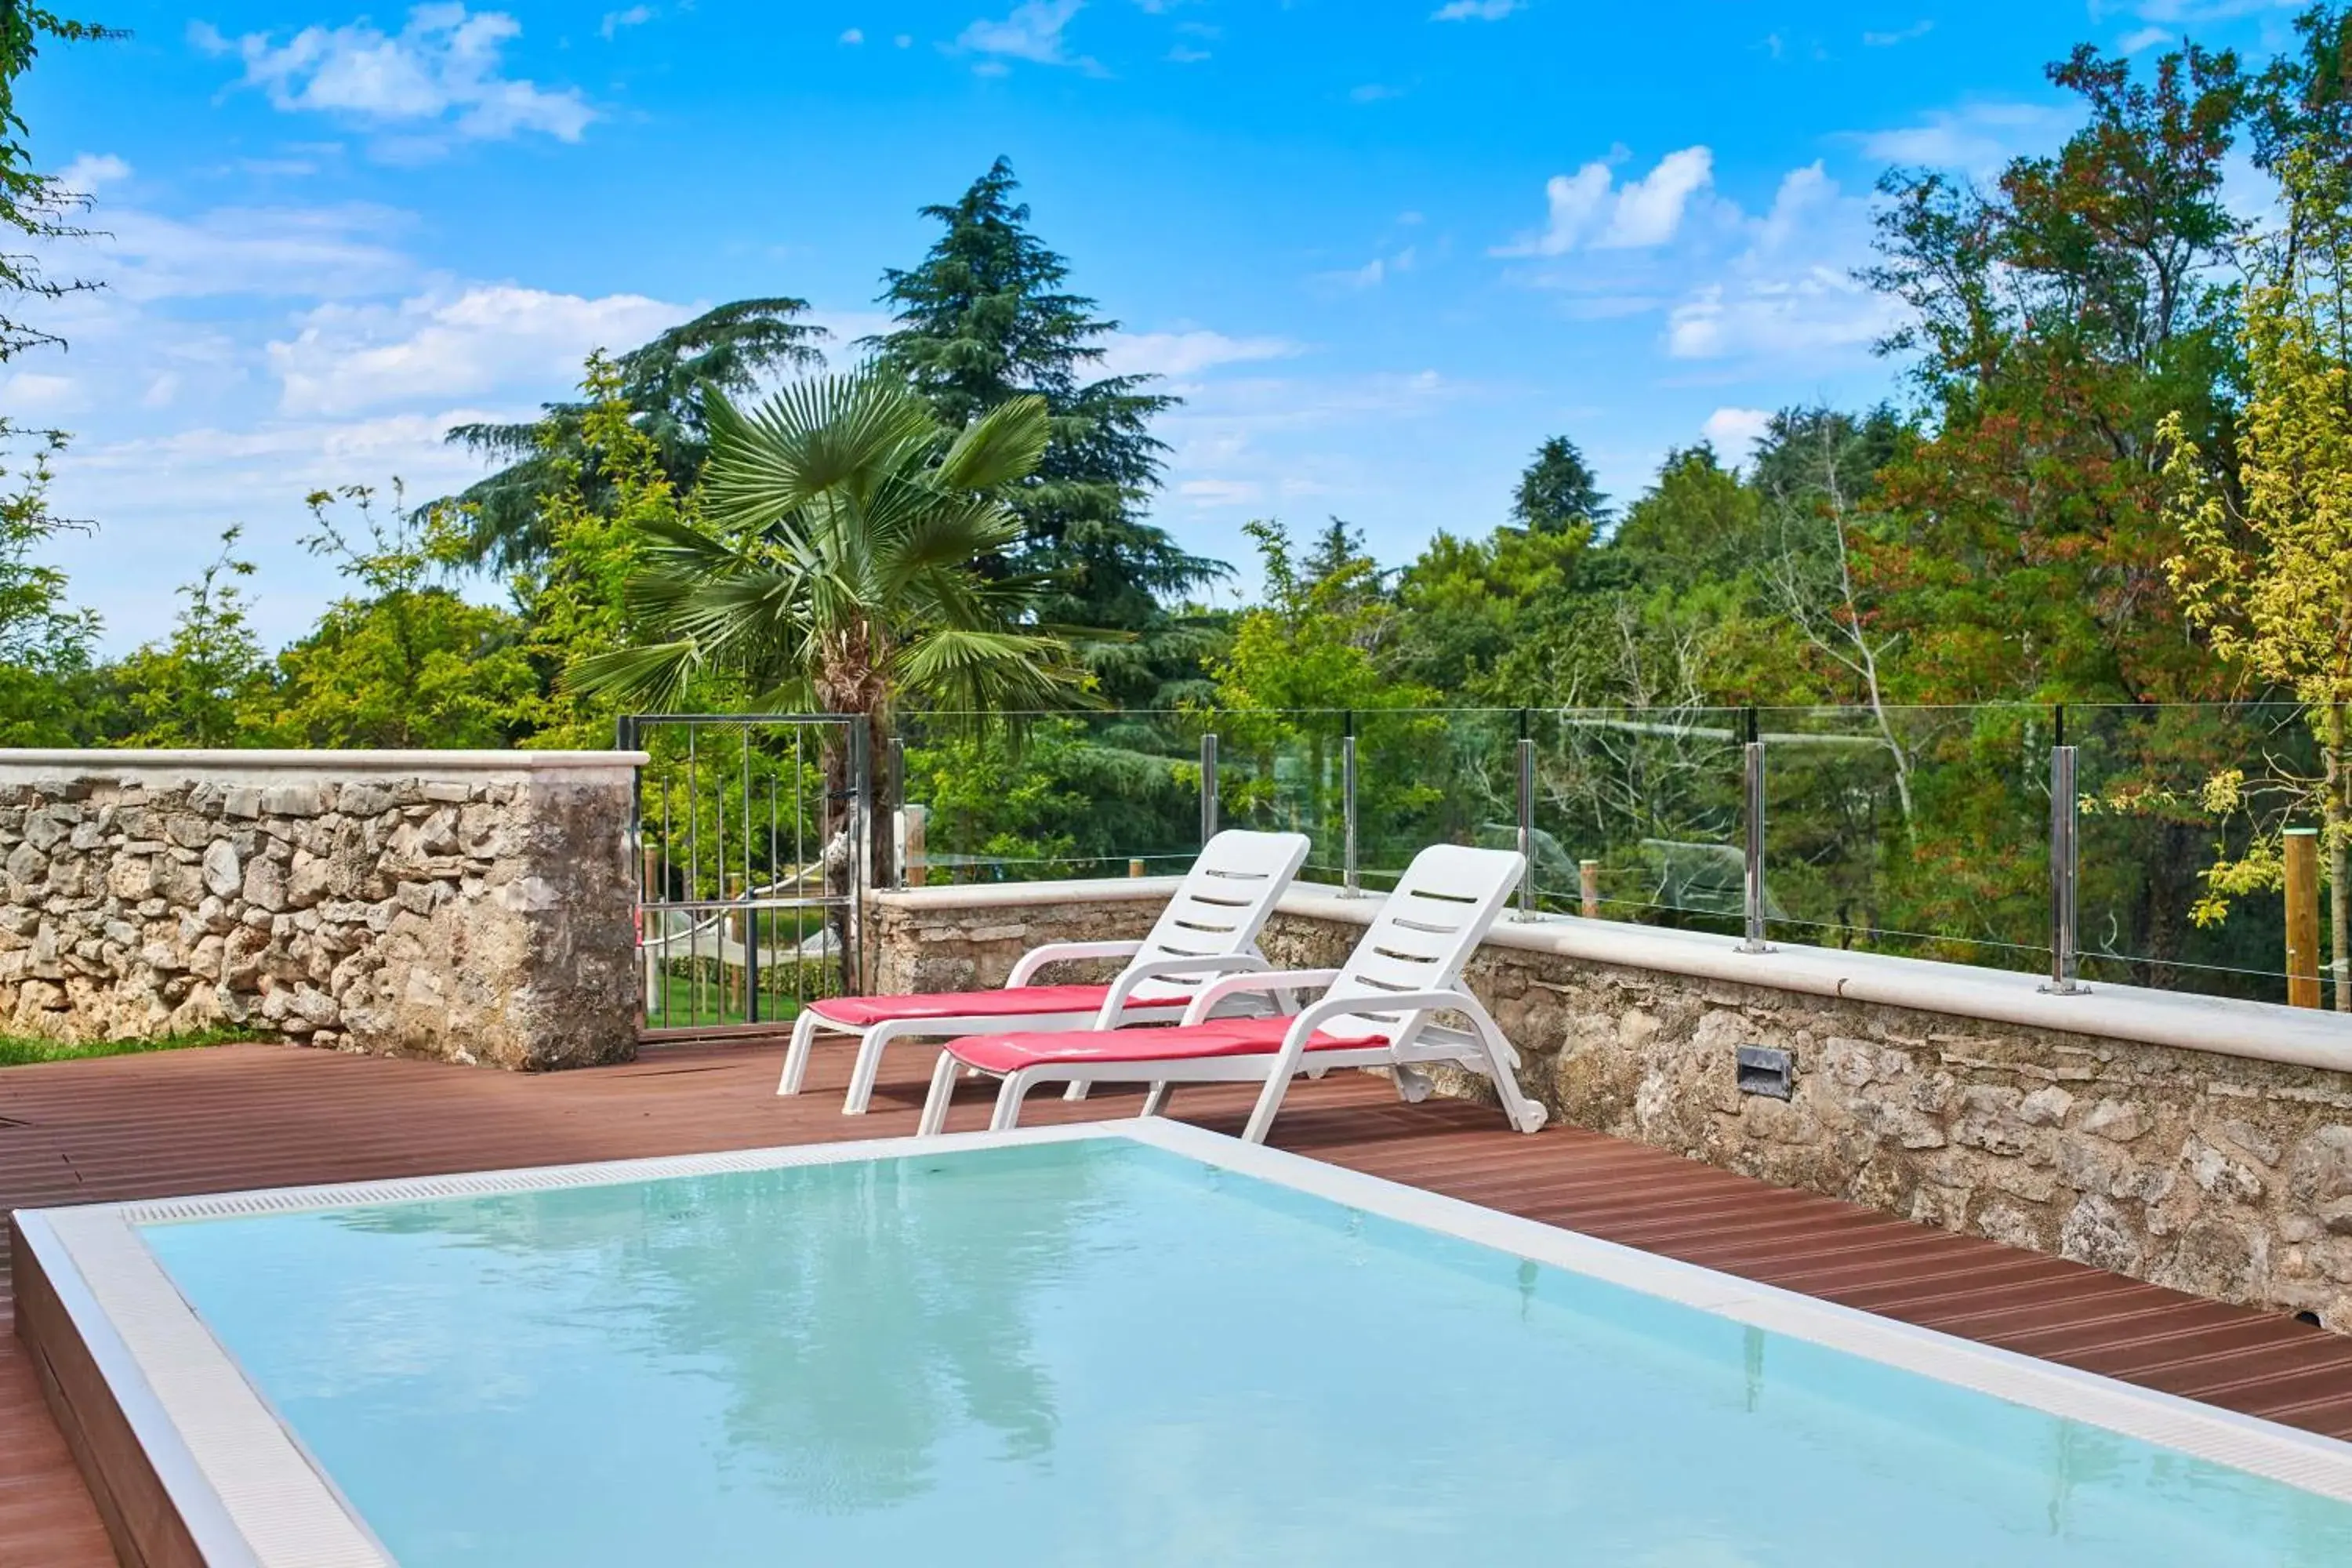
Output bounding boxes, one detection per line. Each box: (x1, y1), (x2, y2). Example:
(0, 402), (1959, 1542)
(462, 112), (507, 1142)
(16, 0), (2307, 652)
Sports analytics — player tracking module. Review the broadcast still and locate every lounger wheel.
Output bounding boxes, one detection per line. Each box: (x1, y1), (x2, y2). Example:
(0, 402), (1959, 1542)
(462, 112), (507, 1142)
(1392, 1065), (1433, 1103)
(1512, 1103), (1549, 1134)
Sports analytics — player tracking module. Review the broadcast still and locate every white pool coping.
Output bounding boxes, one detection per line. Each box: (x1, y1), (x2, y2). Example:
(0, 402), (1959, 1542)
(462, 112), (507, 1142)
(20, 1118), (2352, 1565)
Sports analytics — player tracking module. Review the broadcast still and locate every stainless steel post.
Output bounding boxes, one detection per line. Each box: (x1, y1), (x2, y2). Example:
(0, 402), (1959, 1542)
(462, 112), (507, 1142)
(1341, 732), (1362, 897)
(1737, 739), (1771, 953)
(1512, 736), (1537, 921)
(846, 720), (869, 996)
(1200, 733), (1220, 844)
(889, 736), (907, 891)
(2042, 744), (2085, 994)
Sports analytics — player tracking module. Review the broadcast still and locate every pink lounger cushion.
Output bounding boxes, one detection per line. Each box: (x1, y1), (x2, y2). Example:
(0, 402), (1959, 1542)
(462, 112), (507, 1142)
(808, 984), (1192, 1029)
(948, 1015), (1392, 1075)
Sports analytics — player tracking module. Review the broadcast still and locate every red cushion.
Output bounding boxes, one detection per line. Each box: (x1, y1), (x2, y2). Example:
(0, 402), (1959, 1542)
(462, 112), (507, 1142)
(808, 984), (1190, 1029)
(948, 1015), (1390, 1075)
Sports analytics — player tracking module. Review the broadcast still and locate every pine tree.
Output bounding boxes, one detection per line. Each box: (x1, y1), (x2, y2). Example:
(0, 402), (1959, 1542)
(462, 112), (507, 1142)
(439, 299), (827, 572)
(1511, 435), (1610, 535)
(873, 158), (1220, 676)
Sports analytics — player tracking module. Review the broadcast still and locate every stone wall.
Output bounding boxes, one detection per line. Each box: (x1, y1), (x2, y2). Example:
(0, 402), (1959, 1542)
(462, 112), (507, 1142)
(873, 880), (2352, 1330)
(0, 750), (644, 1069)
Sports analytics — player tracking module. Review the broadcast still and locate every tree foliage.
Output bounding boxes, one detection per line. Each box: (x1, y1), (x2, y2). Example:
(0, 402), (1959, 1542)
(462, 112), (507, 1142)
(874, 157), (1221, 699)
(441, 299), (827, 572)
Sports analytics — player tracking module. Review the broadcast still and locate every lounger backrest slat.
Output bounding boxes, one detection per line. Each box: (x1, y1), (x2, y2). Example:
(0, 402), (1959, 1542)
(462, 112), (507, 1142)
(1121, 830), (1312, 1001)
(1314, 844), (1523, 1042)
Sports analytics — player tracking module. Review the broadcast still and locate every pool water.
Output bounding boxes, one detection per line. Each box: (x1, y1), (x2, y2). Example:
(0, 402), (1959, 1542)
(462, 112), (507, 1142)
(140, 1139), (2352, 1566)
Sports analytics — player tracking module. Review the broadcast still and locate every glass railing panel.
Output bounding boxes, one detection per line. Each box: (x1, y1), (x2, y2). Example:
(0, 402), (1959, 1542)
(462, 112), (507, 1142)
(2071, 702), (2328, 1005)
(897, 710), (1202, 884)
(1757, 703), (2048, 972)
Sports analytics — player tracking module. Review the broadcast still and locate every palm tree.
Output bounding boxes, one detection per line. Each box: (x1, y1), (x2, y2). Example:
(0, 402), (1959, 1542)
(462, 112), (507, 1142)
(572, 366), (1085, 877)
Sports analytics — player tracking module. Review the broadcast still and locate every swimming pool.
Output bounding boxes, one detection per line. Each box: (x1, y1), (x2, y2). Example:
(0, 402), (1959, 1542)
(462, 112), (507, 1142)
(19, 1118), (2352, 1566)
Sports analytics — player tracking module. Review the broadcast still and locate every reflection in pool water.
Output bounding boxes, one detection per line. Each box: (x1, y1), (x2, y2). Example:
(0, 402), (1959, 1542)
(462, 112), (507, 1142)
(142, 1140), (2352, 1566)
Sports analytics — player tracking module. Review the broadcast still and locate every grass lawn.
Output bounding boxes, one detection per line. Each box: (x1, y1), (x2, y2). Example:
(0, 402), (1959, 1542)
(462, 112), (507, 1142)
(0, 1027), (265, 1069)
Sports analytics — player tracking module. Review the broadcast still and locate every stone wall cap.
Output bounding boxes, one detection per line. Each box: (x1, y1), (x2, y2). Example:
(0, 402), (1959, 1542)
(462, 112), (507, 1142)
(1274, 882), (2352, 1071)
(0, 749), (648, 781)
(873, 875), (1186, 911)
(869, 872), (2352, 1073)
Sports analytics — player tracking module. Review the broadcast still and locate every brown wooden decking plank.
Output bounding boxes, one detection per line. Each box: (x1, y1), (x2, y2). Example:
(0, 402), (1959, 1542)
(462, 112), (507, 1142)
(9, 1039), (2352, 1566)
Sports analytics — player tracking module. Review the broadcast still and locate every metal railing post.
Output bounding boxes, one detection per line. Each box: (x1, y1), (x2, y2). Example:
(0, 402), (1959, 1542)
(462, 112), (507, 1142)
(2042, 742), (2085, 994)
(1737, 732), (1771, 954)
(846, 720), (869, 997)
(1512, 727), (1537, 921)
(889, 736), (907, 891)
(1341, 710), (1361, 897)
(1200, 732), (1220, 845)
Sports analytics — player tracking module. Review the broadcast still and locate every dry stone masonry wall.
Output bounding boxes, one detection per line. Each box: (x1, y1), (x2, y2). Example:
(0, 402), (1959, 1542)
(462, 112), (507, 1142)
(0, 752), (643, 1069)
(873, 883), (2352, 1330)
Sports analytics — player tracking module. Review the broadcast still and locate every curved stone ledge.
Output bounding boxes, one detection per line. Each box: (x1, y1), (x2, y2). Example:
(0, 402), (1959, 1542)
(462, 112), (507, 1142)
(877, 875), (2348, 1071)
(0, 750), (646, 786)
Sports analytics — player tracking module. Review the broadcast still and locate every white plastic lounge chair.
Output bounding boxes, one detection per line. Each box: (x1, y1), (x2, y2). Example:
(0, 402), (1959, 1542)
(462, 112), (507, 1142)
(779, 829), (1312, 1114)
(916, 843), (1550, 1144)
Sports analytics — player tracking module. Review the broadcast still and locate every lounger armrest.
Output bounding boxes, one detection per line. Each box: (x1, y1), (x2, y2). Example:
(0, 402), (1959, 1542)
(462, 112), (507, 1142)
(1180, 969), (1344, 1026)
(1283, 988), (1519, 1069)
(1006, 941), (1144, 988)
(1094, 953), (1270, 1029)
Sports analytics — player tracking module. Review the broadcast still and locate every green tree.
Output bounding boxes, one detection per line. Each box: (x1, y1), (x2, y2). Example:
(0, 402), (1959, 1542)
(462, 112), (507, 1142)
(1207, 519), (1443, 869)
(0, 430), (100, 742)
(2159, 22), (2352, 1006)
(573, 369), (1085, 874)
(262, 485), (534, 748)
(0, 5), (110, 364)
(441, 300), (827, 572)
(874, 157), (1220, 699)
(114, 527), (267, 746)
(507, 354), (683, 749)
(1512, 434), (1609, 535)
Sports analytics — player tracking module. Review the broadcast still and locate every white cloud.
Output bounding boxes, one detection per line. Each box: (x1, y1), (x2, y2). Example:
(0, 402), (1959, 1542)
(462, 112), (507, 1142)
(1432, 0), (1523, 20)
(1701, 406), (1772, 459)
(601, 6), (654, 39)
(67, 201), (416, 303)
(1494, 147), (1714, 256)
(267, 285), (688, 416)
(2119, 24), (2174, 53)
(1167, 45), (1209, 62)
(840, 27), (865, 44)
(1667, 268), (1900, 361)
(1855, 100), (2076, 176)
(1861, 19), (1932, 45)
(59, 152), (132, 194)
(1350, 82), (1405, 103)
(1099, 330), (1302, 378)
(959, 0), (1091, 67)
(0, 372), (85, 416)
(1601, 147), (1712, 248)
(194, 6), (593, 151)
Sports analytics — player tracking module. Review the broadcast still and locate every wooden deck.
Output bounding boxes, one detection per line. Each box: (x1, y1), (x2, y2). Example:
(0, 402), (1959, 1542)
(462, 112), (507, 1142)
(9, 1038), (2352, 1564)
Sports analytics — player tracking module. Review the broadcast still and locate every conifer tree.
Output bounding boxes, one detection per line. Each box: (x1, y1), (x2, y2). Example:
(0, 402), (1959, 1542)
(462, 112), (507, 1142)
(873, 158), (1219, 673)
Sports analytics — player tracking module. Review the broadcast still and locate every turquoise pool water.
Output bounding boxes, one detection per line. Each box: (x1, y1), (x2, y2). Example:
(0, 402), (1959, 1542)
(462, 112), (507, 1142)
(141, 1138), (2352, 1566)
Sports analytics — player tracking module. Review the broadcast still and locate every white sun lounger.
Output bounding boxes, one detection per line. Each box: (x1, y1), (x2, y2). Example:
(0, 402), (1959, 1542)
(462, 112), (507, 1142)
(916, 843), (1550, 1143)
(779, 829), (1312, 1114)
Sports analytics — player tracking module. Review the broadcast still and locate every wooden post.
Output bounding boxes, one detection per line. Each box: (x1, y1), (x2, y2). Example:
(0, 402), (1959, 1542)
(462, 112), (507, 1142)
(1128, 858), (1145, 878)
(1579, 859), (1601, 920)
(902, 804), (927, 889)
(2288, 827), (2322, 1009)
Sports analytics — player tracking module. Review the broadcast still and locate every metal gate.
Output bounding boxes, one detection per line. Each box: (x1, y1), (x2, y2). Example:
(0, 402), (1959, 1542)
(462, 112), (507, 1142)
(619, 713), (870, 1040)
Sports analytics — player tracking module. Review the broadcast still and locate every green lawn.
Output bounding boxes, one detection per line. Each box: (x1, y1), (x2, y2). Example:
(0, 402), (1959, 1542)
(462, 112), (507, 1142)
(0, 1026), (264, 1069)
